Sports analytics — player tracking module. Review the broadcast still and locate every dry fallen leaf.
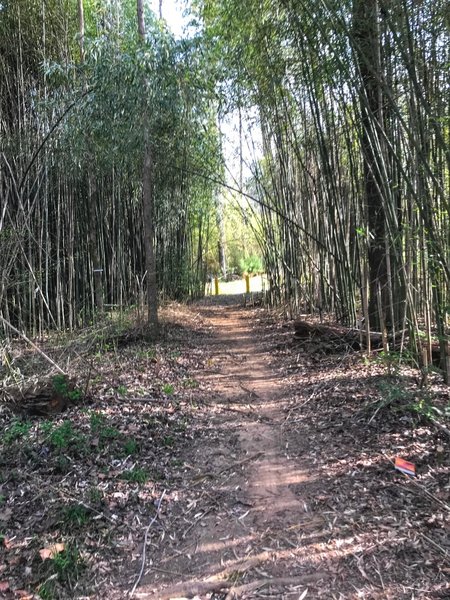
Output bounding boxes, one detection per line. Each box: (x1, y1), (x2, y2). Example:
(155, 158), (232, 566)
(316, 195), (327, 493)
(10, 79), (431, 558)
(39, 543), (65, 560)
(0, 508), (13, 522)
(0, 580), (10, 592)
(15, 590), (34, 599)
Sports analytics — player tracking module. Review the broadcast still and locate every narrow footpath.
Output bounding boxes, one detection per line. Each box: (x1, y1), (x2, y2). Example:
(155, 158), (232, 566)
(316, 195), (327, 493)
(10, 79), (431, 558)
(133, 299), (448, 600)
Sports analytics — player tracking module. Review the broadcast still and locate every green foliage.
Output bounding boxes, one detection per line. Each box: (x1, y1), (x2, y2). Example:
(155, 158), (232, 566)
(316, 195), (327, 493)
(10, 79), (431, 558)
(47, 421), (86, 452)
(162, 383), (175, 395)
(163, 435), (174, 447)
(409, 395), (450, 421)
(116, 385), (128, 396)
(374, 351), (406, 377)
(122, 438), (139, 455)
(139, 348), (157, 360)
(88, 487), (103, 505)
(182, 377), (199, 389)
(53, 544), (85, 582)
(89, 412), (120, 441)
(239, 255), (263, 275)
(369, 379), (412, 422)
(37, 581), (54, 600)
(378, 380), (412, 407)
(3, 420), (32, 444)
(63, 504), (91, 527)
(121, 467), (149, 484)
(52, 375), (82, 401)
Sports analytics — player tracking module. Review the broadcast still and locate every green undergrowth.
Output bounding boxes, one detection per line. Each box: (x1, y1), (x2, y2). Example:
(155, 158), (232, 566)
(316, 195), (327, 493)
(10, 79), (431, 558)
(371, 375), (450, 427)
(0, 305), (206, 598)
(0, 402), (192, 598)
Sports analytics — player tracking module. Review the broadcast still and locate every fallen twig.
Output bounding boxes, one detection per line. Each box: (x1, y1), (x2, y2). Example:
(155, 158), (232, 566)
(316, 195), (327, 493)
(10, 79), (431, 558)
(225, 575), (320, 599)
(129, 489), (167, 598)
(0, 315), (66, 374)
(421, 533), (450, 563)
(134, 551), (272, 599)
(135, 578), (233, 599)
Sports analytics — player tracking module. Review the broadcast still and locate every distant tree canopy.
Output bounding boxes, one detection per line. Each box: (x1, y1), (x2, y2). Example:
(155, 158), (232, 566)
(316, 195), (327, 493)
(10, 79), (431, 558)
(198, 0), (449, 375)
(1, 0), (222, 335)
(1, 0), (449, 377)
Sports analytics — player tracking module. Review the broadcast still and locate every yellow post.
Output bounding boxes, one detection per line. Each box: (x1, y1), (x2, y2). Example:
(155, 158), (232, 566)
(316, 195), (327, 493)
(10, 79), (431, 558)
(245, 274), (250, 294)
(214, 277), (219, 296)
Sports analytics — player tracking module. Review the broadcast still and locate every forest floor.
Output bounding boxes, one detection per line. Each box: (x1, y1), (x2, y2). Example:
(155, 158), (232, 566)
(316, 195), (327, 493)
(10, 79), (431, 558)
(0, 297), (449, 599)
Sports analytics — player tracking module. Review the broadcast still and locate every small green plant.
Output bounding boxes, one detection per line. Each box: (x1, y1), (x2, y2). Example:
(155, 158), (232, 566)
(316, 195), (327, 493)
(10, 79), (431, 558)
(117, 385), (127, 397)
(52, 374), (82, 401)
(162, 383), (174, 395)
(49, 420), (84, 451)
(0, 495), (5, 505)
(52, 544), (85, 581)
(89, 411), (105, 432)
(369, 379), (412, 423)
(176, 420), (187, 432)
(40, 420), (54, 436)
(183, 377), (198, 389)
(102, 426), (120, 440)
(55, 455), (70, 473)
(89, 411), (108, 432)
(37, 581), (54, 600)
(375, 350), (402, 376)
(123, 438), (139, 455)
(88, 487), (103, 505)
(410, 397), (435, 419)
(63, 503), (90, 527)
(139, 348), (156, 360)
(89, 411), (120, 441)
(163, 435), (174, 447)
(122, 467), (149, 484)
(3, 419), (32, 443)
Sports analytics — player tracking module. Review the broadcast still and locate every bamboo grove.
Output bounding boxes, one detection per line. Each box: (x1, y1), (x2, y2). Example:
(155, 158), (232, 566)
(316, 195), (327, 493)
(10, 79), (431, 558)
(1, 0), (449, 376)
(0, 0), (221, 336)
(200, 0), (449, 374)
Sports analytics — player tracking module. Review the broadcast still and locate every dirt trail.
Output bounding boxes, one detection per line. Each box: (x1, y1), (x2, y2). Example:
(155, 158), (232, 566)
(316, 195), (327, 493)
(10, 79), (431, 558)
(128, 299), (448, 600)
(137, 301), (324, 599)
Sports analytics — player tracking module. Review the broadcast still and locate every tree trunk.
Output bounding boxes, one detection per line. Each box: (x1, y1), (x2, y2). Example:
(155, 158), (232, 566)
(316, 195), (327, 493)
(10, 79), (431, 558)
(77, 0), (85, 63)
(215, 195), (227, 278)
(137, 0), (159, 338)
(353, 0), (388, 331)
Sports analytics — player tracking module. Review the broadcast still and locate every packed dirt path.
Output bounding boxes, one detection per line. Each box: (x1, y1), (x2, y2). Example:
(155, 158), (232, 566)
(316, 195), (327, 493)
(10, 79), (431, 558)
(133, 299), (448, 600)
(135, 300), (326, 599)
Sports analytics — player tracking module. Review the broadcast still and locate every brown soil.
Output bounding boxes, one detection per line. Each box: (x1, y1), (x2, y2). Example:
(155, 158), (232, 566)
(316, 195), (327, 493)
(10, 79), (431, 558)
(131, 299), (449, 600)
(1, 298), (448, 599)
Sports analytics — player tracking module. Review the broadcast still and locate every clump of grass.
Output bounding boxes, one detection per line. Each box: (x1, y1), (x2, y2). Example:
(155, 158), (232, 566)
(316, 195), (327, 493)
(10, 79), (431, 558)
(162, 383), (174, 395)
(38, 544), (85, 599)
(163, 435), (174, 447)
(46, 420), (86, 452)
(121, 467), (149, 484)
(122, 438), (139, 455)
(183, 377), (199, 389)
(62, 503), (91, 527)
(88, 487), (103, 505)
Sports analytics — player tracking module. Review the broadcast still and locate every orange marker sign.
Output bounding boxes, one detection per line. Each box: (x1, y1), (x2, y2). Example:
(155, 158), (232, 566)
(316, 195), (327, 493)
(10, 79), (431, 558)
(395, 457), (416, 477)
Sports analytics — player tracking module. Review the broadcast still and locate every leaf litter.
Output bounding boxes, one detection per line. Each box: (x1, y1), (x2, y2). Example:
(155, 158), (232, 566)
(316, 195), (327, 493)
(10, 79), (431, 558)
(0, 300), (448, 599)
